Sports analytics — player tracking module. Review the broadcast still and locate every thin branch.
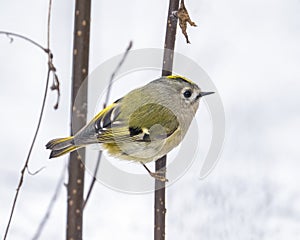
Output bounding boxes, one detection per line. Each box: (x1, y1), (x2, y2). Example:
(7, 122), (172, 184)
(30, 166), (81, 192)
(27, 166), (46, 176)
(0, 31), (47, 52)
(31, 5), (64, 231)
(3, 69), (51, 240)
(31, 164), (66, 240)
(83, 41), (133, 209)
(0, 31), (60, 109)
(2, 1), (57, 238)
(47, 0), (52, 51)
(47, 0), (60, 110)
(82, 151), (102, 209)
(154, 0), (180, 240)
(105, 41), (133, 105)
(0, 0), (60, 110)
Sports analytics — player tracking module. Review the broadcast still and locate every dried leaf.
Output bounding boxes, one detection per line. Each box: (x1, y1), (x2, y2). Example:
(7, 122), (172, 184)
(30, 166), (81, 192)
(177, 0), (197, 44)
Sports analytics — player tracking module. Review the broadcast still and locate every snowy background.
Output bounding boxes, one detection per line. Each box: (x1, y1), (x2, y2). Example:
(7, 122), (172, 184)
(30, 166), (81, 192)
(1, 0), (300, 239)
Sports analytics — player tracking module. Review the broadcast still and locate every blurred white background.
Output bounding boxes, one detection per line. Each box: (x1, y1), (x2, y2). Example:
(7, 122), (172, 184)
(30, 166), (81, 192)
(1, 0), (300, 239)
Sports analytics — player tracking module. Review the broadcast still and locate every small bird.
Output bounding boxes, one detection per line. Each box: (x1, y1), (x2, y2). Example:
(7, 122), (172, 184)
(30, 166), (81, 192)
(46, 75), (214, 181)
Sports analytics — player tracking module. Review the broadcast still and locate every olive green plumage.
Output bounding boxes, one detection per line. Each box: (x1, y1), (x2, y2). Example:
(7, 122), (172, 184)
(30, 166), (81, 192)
(46, 75), (214, 163)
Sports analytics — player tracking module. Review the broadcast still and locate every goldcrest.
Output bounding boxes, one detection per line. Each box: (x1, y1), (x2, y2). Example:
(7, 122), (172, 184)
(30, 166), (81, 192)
(46, 75), (214, 166)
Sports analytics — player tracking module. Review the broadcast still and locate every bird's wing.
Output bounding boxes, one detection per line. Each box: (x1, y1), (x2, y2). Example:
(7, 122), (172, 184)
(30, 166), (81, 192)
(78, 100), (180, 144)
(94, 103), (179, 143)
(92, 98), (123, 132)
(84, 97), (133, 143)
(113, 103), (179, 142)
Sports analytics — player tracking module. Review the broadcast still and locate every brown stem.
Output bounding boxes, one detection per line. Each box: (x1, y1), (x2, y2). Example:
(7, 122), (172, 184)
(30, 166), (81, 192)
(66, 0), (91, 239)
(154, 0), (180, 240)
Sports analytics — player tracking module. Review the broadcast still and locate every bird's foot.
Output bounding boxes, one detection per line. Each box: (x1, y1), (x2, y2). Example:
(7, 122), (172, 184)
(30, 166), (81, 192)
(149, 169), (168, 182)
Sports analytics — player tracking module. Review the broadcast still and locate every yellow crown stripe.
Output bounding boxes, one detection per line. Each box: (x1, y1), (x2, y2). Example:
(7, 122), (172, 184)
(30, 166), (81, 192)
(166, 75), (194, 84)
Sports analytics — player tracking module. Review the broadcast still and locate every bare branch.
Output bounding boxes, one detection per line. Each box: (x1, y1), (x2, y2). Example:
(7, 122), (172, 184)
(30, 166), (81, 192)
(0, 31), (47, 52)
(27, 166), (46, 176)
(82, 151), (102, 209)
(2, 1), (57, 238)
(47, 0), (60, 109)
(106, 41), (133, 105)
(31, 164), (66, 240)
(3, 69), (51, 240)
(0, 32), (60, 109)
(154, 0), (180, 239)
(47, 0), (52, 51)
(83, 41), (133, 209)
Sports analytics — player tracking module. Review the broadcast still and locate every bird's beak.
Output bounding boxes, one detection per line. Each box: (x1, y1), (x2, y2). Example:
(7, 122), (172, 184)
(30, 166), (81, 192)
(196, 91), (214, 99)
(200, 91), (214, 97)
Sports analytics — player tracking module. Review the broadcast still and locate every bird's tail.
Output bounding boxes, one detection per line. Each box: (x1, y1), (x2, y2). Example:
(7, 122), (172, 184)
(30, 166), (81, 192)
(46, 136), (80, 158)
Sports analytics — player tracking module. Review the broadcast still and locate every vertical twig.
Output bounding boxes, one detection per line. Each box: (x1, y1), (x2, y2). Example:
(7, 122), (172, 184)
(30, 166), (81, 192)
(154, 0), (180, 240)
(32, 164), (66, 240)
(83, 41), (133, 210)
(82, 151), (102, 209)
(3, 69), (51, 240)
(2, 0), (56, 238)
(66, 0), (91, 239)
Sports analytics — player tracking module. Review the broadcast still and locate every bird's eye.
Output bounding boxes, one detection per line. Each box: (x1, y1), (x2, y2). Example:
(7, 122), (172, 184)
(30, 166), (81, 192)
(183, 89), (192, 98)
